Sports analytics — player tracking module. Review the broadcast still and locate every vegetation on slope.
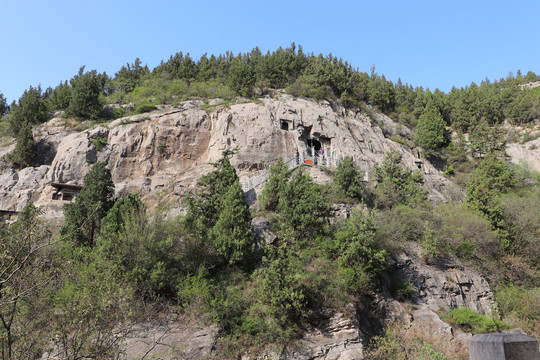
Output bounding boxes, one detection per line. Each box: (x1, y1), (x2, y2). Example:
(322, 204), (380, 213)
(0, 45), (539, 358)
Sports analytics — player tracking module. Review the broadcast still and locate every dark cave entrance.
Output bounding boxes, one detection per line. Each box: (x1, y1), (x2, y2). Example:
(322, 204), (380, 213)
(308, 138), (322, 152)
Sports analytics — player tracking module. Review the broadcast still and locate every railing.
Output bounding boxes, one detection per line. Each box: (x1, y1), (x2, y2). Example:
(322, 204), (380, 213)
(241, 153), (343, 193)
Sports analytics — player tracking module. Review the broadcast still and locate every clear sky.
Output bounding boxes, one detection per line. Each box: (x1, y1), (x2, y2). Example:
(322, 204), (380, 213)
(1, 0), (539, 103)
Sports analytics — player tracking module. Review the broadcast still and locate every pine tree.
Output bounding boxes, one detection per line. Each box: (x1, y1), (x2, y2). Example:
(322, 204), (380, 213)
(61, 162), (115, 246)
(277, 171), (333, 242)
(0, 92), (8, 118)
(8, 86), (48, 136)
(185, 150), (254, 266)
(413, 101), (448, 153)
(373, 151), (427, 209)
(6, 121), (35, 168)
(67, 67), (106, 120)
(211, 180), (253, 265)
(259, 158), (290, 211)
(334, 157), (364, 201)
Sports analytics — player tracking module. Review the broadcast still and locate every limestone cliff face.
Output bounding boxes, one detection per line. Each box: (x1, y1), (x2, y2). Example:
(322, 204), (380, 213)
(0, 96), (451, 219)
(0, 96), (496, 359)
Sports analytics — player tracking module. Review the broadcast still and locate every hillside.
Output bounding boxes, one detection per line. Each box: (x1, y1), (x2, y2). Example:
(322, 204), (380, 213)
(0, 46), (539, 359)
(0, 95), (451, 219)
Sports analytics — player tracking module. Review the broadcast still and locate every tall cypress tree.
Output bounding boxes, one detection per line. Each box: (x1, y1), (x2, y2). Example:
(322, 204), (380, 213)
(7, 121), (35, 168)
(413, 101), (448, 153)
(211, 180), (253, 265)
(61, 162), (115, 246)
(186, 150), (254, 266)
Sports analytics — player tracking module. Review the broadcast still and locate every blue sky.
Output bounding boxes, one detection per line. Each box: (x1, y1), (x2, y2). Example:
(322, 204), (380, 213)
(1, 0), (539, 103)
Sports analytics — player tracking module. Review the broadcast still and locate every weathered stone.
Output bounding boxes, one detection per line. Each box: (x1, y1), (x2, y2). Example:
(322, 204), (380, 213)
(120, 322), (218, 360)
(283, 306), (365, 360)
(0, 97), (452, 219)
(468, 333), (540, 360)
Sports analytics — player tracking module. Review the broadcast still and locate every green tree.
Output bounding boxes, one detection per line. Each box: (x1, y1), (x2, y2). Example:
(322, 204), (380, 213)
(6, 121), (35, 168)
(67, 66), (106, 119)
(186, 154), (238, 231)
(466, 155), (518, 248)
(468, 121), (506, 159)
(0, 203), (51, 359)
(185, 151), (253, 266)
(373, 151), (427, 209)
(98, 196), (189, 297)
(334, 157), (364, 201)
(61, 162), (115, 246)
(253, 245), (311, 333)
(50, 247), (133, 359)
(210, 180), (254, 265)
(277, 171), (333, 242)
(227, 63), (256, 97)
(259, 158), (290, 211)
(332, 210), (388, 293)
(413, 101), (448, 153)
(0, 92), (8, 118)
(113, 58), (149, 93)
(49, 81), (72, 111)
(8, 86), (48, 136)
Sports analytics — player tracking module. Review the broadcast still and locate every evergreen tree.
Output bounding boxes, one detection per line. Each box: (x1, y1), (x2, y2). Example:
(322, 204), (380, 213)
(8, 86), (48, 136)
(61, 162), (115, 246)
(0, 92), (8, 118)
(6, 121), (35, 168)
(210, 180), (253, 265)
(49, 81), (72, 111)
(468, 120), (506, 159)
(98, 193), (145, 246)
(185, 152), (240, 232)
(466, 154), (518, 248)
(227, 63), (256, 97)
(185, 150), (254, 266)
(333, 210), (388, 293)
(259, 158), (290, 211)
(373, 151), (427, 209)
(413, 101), (448, 153)
(67, 66), (106, 120)
(334, 157), (364, 201)
(277, 171), (333, 242)
(113, 58), (149, 93)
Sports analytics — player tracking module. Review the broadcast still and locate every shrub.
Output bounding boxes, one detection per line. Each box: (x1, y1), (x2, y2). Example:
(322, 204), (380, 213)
(89, 136), (108, 151)
(331, 210), (388, 293)
(442, 308), (507, 334)
(6, 121), (35, 168)
(334, 157), (365, 202)
(134, 103), (157, 114)
(495, 284), (540, 338)
(366, 328), (454, 360)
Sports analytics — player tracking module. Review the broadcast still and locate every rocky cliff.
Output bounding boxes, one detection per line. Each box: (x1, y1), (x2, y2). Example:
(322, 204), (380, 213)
(1, 96), (499, 359)
(0, 95), (451, 220)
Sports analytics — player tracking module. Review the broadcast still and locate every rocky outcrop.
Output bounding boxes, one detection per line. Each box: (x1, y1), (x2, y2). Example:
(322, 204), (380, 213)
(507, 137), (540, 171)
(120, 321), (218, 360)
(375, 246), (496, 352)
(282, 307), (365, 360)
(0, 96), (451, 219)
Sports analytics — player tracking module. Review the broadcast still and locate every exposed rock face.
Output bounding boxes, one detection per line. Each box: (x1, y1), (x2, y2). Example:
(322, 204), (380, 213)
(0, 96), (451, 219)
(120, 322), (218, 360)
(376, 246), (496, 354)
(507, 137), (540, 171)
(283, 308), (365, 360)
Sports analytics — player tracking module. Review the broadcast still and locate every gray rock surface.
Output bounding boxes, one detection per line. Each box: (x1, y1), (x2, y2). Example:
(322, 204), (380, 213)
(468, 333), (540, 360)
(282, 307), (365, 360)
(120, 322), (218, 360)
(0, 97), (451, 218)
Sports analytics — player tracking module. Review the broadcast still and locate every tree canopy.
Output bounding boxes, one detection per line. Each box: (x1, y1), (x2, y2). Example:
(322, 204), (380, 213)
(61, 162), (115, 246)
